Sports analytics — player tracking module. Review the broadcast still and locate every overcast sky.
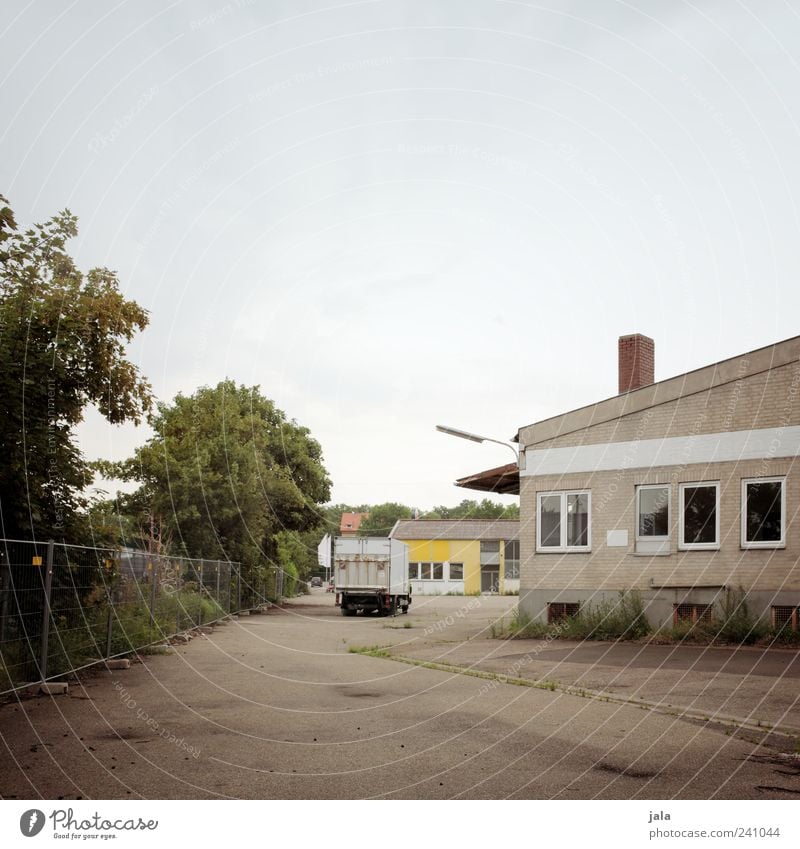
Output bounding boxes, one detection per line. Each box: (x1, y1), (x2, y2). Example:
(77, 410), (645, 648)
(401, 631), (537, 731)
(3, 0), (800, 509)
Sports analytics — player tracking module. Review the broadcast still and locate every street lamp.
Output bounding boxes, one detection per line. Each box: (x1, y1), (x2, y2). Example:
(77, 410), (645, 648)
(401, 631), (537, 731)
(436, 424), (519, 464)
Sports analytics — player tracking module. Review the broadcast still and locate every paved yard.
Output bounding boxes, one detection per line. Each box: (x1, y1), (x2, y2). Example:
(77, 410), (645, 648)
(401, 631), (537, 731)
(0, 592), (798, 799)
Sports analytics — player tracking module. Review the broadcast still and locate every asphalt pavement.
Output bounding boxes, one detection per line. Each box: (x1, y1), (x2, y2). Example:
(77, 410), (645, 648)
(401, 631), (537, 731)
(0, 591), (798, 799)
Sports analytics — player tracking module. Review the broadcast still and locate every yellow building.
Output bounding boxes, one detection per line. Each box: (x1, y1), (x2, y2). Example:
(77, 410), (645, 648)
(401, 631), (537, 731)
(389, 519), (519, 595)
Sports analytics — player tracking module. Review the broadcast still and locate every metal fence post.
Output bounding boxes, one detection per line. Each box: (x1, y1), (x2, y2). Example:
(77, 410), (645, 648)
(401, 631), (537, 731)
(105, 607), (113, 659)
(227, 564), (232, 614)
(39, 540), (55, 682)
(0, 555), (10, 644)
(236, 566), (241, 612)
(215, 561), (221, 616)
(149, 559), (157, 634)
(198, 560), (204, 626)
(176, 559), (183, 634)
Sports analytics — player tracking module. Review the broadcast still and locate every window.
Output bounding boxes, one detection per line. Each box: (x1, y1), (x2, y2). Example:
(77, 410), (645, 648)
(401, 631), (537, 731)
(637, 485), (670, 538)
(741, 477), (785, 548)
(673, 603), (713, 625)
(504, 539), (520, 579)
(679, 482), (720, 550)
(449, 562), (464, 580)
(413, 562), (444, 580)
(480, 540), (501, 566)
(772, 606), (799, 631)
(547, 602), (580, 623)
(537, 491), (591, 551)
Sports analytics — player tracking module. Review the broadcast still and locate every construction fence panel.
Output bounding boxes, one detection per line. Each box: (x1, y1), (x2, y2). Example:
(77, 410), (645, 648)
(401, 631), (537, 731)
(0, 538), (244, 695)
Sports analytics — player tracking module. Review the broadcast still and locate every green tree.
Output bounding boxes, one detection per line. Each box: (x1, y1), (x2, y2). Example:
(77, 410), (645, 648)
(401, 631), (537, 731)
(118, 381), (331, 589)
(358, 502), (412, 537)
(427, 498), (519, 520)
(0, 195), (152, 539)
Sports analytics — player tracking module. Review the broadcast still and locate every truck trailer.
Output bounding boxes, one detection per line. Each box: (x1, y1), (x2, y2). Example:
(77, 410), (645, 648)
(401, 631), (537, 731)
(332, 537), (411, 617)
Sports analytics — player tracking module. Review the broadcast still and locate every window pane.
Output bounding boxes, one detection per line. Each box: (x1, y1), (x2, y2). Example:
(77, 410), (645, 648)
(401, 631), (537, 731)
(746, 481), (782, 542)
(638, 487), (669, 537)
(480, 540), (500, 553)
(505, 560), (519, 579)
(432, 562), (443, 580)
(567, 493), (589, 547)
(504, 540), (520, 559)
(409, 562), (418, 580)
(683, 486), (717, 544)
(449, 563), (464, 580)
(539, 495), (561, 547)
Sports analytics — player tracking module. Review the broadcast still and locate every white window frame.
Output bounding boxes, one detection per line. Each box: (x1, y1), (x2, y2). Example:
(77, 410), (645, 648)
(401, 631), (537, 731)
(741, 476), (786, 549)
(678, 481), (720, 551)
(635, 484), (671, 542)
(536, 490), (591, 553)
(448, 562), (464, 581)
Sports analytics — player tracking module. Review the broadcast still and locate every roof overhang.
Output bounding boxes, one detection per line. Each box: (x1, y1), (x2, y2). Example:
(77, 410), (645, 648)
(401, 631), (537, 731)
(454, 462), (519, 495)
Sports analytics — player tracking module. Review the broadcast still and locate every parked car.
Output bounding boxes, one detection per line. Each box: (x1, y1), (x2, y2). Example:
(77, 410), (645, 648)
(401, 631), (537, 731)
(310, 576), (323, 587)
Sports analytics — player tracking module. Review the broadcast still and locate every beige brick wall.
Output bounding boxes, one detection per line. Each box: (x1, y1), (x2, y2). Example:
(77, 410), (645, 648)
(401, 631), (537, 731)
(520, 457), (800, 595)
(528, 358), (800, 450)
(519, 356), (800, 602)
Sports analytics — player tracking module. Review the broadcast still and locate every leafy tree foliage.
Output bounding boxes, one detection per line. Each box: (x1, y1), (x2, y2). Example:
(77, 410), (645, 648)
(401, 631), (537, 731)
(357, 502), (412, 537)
(0, 195), (152, 539)
(117, 381), (331, 584)
(427, 498), (519, 520)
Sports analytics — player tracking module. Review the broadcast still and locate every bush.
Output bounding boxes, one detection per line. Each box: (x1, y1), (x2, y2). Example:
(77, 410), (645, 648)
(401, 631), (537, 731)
(491, 591), (650, 641)
(561, 591), (650, 640)
(665, 588), (767, 645)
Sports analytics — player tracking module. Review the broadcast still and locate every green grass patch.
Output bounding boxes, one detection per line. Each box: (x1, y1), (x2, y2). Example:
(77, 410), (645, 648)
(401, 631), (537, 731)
(348, 645), (392, 658)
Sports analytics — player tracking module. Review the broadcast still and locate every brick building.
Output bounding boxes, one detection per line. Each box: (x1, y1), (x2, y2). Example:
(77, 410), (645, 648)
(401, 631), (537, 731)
(515, 334), (800, 630)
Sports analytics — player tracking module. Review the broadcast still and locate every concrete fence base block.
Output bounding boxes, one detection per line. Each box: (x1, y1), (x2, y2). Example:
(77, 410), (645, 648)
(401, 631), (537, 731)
(238, 610), (249, 616)
(172, 634), (191, 643)
(40, 682), (69, 696)
(249, 608), (263, 615)
(197, 626), (214, 634)
(214, 620), (227, 626)
(105, 659), (131, 670)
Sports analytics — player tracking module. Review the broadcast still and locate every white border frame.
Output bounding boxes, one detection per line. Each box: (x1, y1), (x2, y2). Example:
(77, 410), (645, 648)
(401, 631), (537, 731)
(678, 481), (720, 551)
(741, 476), (786, 549)
(536, 490), (591, 553)
(448, 561), (464, 581)
(635, 484), (671, 542)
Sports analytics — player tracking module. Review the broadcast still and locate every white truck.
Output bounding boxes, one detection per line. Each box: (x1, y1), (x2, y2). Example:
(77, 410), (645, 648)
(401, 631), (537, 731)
(318, 536), (411, 617)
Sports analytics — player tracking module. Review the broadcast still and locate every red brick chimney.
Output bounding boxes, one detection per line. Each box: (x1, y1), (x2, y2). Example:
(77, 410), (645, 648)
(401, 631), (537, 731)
(618, 334), (654, 393)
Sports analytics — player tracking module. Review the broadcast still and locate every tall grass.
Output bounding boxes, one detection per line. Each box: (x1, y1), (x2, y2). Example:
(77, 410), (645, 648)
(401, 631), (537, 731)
(492, 591), (650, 640)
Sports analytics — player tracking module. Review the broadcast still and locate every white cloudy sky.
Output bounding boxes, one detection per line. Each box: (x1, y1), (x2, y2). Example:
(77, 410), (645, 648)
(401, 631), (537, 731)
(3, 0), (800, 508)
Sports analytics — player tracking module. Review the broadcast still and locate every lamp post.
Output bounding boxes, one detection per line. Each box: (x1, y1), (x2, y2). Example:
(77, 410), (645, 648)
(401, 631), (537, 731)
(436, 424), (519, 464)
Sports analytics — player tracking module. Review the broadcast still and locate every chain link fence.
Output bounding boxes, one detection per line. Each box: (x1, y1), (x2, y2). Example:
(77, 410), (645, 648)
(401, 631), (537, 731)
(0, 539), (275, 695)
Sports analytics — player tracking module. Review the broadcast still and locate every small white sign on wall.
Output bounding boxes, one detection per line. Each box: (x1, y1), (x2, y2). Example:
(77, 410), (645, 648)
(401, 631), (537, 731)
(606, 529), (629, 548)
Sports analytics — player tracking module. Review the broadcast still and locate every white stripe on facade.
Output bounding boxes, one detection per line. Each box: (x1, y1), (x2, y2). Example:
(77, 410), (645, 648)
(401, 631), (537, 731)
(521, 425), (800, 477)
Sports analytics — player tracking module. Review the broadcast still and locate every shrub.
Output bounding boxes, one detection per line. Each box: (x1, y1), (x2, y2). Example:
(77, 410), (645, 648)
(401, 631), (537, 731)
(491, 591), (650, 641)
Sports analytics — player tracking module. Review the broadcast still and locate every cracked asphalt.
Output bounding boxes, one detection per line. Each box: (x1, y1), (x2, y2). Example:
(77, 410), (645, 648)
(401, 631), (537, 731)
(1, 591), (798, 799)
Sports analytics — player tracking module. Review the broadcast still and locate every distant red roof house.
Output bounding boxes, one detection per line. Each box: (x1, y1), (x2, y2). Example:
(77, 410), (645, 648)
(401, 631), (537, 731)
(339, 512), (368, 536)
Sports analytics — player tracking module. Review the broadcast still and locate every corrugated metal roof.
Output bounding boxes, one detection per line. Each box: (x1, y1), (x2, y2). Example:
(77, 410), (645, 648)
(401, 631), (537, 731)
(390, 518), (519, 541)
(455, 462), (519, 495)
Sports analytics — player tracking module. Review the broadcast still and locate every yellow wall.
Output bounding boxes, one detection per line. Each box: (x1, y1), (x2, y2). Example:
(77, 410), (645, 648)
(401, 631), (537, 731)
(403, 539), (482, 594)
